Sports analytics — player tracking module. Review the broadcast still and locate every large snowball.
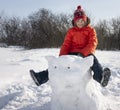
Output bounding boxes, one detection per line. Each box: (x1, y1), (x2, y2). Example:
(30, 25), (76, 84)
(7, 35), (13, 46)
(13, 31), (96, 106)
(46, 55), (98, 110)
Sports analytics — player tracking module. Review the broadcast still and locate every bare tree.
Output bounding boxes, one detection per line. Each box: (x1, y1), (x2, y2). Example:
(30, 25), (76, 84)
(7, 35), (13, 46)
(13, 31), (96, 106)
(28, 8), (71, 48)
(110, 17), (120, 49)
(95, 20), (110, 50)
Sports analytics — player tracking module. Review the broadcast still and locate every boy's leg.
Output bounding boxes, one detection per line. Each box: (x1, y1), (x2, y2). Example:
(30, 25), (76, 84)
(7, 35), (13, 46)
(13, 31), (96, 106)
(91, 55), (103, 83)
(30, 69), (49, 86)
(91, 55), (111, 87)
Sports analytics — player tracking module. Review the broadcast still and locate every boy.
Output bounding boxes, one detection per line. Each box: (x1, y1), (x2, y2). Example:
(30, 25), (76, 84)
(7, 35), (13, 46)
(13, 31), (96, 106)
(30, 5), (111, 87)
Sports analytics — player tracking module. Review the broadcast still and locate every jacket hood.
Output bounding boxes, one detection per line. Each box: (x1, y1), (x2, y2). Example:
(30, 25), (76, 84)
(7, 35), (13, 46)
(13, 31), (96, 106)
(72, 17), (90, 27)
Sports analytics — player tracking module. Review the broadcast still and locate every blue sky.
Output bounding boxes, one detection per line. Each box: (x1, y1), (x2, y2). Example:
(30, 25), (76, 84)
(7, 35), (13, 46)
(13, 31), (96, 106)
(0, 0), (120, 22)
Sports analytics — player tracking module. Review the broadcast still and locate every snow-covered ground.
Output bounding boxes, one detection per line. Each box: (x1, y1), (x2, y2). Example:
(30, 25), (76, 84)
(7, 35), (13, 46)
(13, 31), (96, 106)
(0, 47), (120, 110)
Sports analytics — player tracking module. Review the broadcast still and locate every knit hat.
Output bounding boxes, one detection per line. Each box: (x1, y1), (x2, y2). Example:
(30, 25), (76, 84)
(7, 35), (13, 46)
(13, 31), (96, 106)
(74, 5), (87, 22)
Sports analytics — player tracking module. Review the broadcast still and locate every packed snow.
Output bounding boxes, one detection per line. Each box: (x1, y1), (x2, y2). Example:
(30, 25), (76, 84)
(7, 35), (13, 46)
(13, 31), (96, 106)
(0, 46), (120, 110)
(47, 55), (98, 110)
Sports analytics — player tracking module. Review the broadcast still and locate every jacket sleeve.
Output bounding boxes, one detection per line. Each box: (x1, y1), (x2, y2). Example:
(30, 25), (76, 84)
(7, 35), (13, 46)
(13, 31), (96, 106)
(59, 29), (73, 56)
(80, 28), (98, 56)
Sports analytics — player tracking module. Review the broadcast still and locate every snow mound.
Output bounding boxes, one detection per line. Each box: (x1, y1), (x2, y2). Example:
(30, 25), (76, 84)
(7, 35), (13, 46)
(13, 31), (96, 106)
(47, 55), (99, 110)
(0, 47), (119, 110)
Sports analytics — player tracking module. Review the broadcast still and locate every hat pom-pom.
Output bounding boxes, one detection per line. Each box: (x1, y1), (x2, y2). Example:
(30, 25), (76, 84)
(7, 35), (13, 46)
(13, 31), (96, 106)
(77, 5), (81, 10)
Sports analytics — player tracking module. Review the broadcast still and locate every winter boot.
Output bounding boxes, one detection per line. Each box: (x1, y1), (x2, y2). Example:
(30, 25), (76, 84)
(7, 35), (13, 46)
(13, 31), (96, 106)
(101, 68), (111, 87)
(30, 69), (49, 86)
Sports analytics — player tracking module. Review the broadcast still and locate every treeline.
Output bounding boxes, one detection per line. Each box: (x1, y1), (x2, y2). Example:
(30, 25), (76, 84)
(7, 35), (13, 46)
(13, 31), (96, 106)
(0, 8), (120, 50)
(95, 18), (120, 50)
(0, 9), (72, 48)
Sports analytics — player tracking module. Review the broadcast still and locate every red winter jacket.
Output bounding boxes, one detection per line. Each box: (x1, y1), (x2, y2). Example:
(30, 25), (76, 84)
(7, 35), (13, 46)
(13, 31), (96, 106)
(59, 23), (98, 57)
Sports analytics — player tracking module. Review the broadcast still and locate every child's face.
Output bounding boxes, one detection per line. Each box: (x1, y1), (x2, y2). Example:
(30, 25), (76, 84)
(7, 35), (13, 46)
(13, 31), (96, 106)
(75, 18), (85, 28)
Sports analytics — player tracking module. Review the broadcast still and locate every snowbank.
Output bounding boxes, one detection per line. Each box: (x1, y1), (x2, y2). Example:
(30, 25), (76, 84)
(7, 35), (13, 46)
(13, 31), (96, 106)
(0, 47), (120, 110)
